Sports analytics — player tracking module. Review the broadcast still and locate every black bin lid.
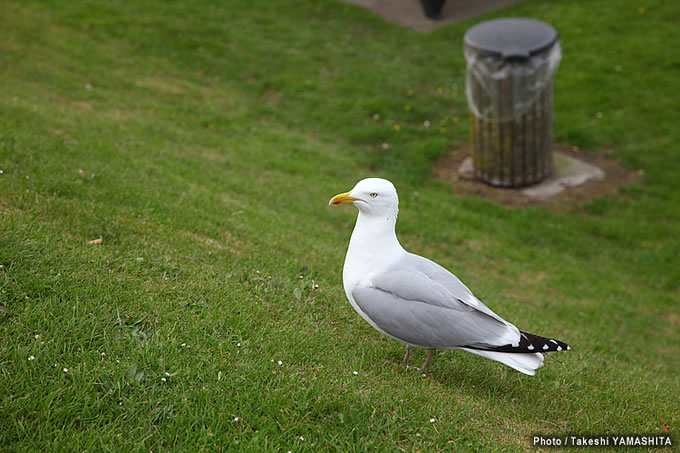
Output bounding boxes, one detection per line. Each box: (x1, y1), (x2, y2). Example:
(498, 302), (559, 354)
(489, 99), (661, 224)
(464, 18), (559, 59)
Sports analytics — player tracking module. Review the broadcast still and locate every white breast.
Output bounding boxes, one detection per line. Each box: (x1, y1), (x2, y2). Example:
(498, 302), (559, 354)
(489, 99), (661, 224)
(341, 211), (406, 337)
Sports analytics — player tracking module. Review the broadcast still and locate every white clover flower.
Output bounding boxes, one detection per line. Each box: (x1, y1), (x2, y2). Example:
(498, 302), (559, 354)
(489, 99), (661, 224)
(28, 355), (35, 361)
(63, 368), (69, 373)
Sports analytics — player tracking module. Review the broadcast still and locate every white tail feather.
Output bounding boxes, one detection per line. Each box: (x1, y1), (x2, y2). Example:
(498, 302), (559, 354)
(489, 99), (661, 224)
(460, 348), (545, 376)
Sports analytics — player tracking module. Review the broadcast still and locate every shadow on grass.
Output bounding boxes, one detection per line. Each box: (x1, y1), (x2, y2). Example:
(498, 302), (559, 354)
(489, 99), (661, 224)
(384, 346), (565, 401)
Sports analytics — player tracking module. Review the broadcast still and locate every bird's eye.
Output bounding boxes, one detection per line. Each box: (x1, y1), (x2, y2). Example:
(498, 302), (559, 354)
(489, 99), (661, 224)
(370, 192), (378, 198)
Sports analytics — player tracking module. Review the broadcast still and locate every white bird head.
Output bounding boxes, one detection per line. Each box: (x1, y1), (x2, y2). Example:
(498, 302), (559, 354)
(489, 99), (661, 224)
(329, 178), (399, 218)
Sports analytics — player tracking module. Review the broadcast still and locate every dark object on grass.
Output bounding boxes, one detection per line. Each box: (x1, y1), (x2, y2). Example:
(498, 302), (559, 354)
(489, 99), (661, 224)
(464, 18), (561, 187)
(420, 0), (446, 20)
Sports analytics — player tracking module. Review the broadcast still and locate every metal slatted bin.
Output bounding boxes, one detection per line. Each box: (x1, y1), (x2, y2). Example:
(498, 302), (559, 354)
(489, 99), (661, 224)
(464, 18), (561, 187)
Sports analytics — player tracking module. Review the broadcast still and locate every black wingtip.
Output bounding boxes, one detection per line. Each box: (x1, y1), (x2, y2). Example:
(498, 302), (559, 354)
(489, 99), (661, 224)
(471, 331), (571, 354)
(519, 331), (570, 353)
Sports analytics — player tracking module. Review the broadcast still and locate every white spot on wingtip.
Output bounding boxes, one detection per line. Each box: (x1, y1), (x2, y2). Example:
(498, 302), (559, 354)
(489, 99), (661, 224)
(567, 346), (571, 350)
(542, 344), (549, 350)
(557, 346), (562, 351)
(527, 345), (534, 350)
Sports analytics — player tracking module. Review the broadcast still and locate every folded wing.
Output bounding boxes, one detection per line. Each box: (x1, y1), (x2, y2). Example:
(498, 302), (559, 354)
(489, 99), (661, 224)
(351, 254), (521, 349)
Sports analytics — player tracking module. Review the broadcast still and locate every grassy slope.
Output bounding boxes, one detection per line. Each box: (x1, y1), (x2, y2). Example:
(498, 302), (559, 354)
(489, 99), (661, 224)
(1, 0), (678, 450)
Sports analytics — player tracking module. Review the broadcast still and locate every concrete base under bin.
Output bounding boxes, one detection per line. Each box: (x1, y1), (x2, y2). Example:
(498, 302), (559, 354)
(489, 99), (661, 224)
(458, 151), (605, 200)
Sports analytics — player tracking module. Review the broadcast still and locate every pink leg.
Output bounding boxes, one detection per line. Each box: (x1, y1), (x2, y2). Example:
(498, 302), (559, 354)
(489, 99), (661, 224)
(403, 345), (414, 368)
(421, 349), (436, 374)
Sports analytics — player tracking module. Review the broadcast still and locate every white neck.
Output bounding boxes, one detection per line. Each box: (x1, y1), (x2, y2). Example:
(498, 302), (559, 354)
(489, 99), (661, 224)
(342, 210), (405, 290)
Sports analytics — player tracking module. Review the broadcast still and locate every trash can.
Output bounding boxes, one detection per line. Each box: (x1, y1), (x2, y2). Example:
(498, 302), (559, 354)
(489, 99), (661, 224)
(464, 18), (561, 187)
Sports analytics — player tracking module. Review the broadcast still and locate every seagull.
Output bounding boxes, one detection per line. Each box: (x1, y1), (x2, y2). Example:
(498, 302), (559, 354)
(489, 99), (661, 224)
(329, 178), (570, 375)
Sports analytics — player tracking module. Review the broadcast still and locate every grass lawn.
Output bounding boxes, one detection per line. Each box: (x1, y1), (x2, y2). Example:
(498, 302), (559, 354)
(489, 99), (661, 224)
(1, 0), (679, 450)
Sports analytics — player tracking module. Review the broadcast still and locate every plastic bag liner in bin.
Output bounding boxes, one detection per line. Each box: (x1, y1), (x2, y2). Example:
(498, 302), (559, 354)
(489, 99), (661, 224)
(464, 18), (561, 187)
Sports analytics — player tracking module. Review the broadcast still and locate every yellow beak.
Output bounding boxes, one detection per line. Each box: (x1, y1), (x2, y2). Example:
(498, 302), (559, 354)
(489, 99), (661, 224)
(328, 191), (358, 206)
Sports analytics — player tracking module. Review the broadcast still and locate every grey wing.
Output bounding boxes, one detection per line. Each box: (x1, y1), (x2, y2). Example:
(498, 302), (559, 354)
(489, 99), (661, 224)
(352, 259), (521, 349)
(400, 253), (512, 325)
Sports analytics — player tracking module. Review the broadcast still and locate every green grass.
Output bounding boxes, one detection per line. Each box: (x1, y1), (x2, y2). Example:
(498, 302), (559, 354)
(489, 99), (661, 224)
(1, 0), (679, 450)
